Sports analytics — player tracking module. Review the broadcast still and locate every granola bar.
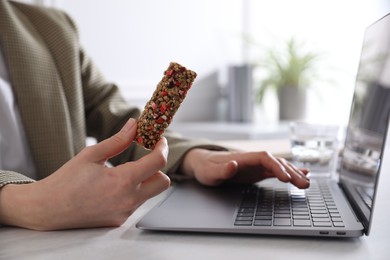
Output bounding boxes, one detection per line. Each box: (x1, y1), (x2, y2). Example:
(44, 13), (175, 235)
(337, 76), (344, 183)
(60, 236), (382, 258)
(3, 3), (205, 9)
(136, 62), (197, 149)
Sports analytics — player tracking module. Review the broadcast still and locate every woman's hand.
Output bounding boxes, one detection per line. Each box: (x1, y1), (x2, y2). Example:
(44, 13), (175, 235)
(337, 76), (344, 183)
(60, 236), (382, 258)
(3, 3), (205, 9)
(181, 149), (310, 188)
(0, 118), (170, 230)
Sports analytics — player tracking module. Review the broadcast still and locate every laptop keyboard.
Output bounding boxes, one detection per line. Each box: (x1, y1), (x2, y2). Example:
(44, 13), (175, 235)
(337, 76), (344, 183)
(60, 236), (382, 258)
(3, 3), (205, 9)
(234, 181), (345, 228)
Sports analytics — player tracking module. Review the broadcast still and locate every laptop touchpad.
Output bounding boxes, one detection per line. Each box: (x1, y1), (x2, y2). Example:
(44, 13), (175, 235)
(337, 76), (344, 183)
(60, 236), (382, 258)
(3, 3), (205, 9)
(137, 181), (242, 230)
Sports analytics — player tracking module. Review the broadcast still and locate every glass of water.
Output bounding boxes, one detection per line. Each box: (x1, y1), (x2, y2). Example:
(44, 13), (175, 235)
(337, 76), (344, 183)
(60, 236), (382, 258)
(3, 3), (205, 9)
(290, 122), (342, 178)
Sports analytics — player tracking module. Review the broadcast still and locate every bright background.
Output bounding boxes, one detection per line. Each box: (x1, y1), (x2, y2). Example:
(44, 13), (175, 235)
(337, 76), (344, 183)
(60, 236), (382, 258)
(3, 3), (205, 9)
(20, 0), (390, 126)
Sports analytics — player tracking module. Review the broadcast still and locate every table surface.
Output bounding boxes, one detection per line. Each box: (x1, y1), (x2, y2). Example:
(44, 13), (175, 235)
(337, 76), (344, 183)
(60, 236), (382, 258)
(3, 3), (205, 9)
(169, 121), (290, 140)
(1, 139), (390, 260)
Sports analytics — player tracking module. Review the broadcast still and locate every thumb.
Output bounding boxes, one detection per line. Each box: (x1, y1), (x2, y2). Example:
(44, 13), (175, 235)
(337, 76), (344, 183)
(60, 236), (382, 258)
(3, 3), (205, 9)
(89, 118), (137, 161)
(219, 160), (239, 182)
(201, 160), (239, 186)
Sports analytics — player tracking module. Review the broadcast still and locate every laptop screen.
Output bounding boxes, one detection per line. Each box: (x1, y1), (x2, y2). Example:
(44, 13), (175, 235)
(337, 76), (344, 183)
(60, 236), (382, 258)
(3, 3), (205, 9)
(339, 13), (390, 235)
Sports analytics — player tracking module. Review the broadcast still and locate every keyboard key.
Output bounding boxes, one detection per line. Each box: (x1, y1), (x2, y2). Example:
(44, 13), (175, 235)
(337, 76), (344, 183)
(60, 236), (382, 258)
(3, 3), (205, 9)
(292, 207), (309, 212)
(333, 222), (345, 227)
(238, 208), (255, 213)
(275, 206), (291, 210)
(309, 202), (326, 207)
(255, 215), (272, 220)
(275, 214), (291, 218)
(274, 210), (291, 214)
(310, 206), (327, 210)
(309, 198), (324, 202)
(311, 213), (329, 218)
(237, 212), (254, 217)
(274, 219), (291, 226)
(256, 211), (272, 216)
(257, 207), (273, 211)
(236, 217), (253, 221)
(311, 209), (328, 214)
(291, 198), (306, 202)
(312, 217), (331, 222)
(313, 221), (332, 227)
(292, 204), (308, 208)
(240, 202), (256, 208)
(293, 212), (310, 216)
(254, 220), (272, 226)
(293, 215), (310, 220)
(257, 204), (273, 208)
(293, 219), (312, 226)
(234, 220), (252, 226)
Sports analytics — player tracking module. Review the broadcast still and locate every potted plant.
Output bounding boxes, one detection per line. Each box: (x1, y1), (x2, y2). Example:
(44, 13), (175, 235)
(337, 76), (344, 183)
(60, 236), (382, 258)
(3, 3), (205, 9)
(254, 37), (322, 120)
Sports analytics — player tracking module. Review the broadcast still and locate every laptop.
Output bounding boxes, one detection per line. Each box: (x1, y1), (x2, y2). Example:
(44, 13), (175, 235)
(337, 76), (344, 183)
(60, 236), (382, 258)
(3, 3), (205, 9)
(136, 13), (390, 238)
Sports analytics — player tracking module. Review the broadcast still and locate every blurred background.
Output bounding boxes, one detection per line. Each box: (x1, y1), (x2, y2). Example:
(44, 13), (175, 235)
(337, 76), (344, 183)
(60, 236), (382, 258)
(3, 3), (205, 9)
(19, 0), (390, 140)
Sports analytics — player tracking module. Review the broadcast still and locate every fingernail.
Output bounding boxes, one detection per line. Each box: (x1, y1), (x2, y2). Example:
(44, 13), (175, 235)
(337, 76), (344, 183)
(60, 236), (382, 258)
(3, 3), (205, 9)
(295, 169), (308, 180)
(300, 173), (310, 181)
(122, 118), (136, 133)
(159, 137), (169, 158)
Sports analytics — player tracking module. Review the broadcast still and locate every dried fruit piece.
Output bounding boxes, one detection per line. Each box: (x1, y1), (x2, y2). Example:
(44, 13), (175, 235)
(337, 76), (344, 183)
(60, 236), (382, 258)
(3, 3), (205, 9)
(135, 62), (197, 149)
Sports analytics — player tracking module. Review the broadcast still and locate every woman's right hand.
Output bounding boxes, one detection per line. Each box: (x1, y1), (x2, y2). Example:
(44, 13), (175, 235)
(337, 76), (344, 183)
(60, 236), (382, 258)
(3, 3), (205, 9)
(0, 118), (170, 230)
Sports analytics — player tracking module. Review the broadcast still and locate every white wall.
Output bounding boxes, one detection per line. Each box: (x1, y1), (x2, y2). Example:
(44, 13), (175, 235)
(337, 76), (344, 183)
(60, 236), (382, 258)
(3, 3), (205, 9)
(246, 0), (390, 125)
(20, 0), (390, 125)
(49, 0), (242, 105)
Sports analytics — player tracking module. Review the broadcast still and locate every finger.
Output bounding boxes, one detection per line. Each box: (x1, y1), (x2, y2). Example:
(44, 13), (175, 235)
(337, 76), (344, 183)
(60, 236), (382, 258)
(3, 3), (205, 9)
(300, 168), (310, 175)
(282, 160), (310, 181)
(249, 152), (292, 182)
(87, 118), (137, 161)
(136, 171), (171, 202)
(116, 137), (168, 183)
(277, 159), (310, 189)
(288, 163), (310, 179)
(222, 151), (292, 182)
(199, 160), (238, 186)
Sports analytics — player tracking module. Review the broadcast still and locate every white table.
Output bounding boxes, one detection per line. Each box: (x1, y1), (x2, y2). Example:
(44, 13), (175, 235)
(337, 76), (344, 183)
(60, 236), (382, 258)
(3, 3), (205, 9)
(169, 121), (291, 140)
(1, 139), (390, 260)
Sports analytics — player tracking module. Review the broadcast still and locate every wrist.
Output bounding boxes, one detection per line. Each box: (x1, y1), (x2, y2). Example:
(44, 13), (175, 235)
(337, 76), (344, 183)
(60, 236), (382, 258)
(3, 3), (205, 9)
(0, 183), (47, 230)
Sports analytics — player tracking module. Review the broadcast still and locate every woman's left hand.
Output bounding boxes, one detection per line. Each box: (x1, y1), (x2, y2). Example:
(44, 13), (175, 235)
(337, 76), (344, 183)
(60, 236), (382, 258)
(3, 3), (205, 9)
(180, 149), (310, 188)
